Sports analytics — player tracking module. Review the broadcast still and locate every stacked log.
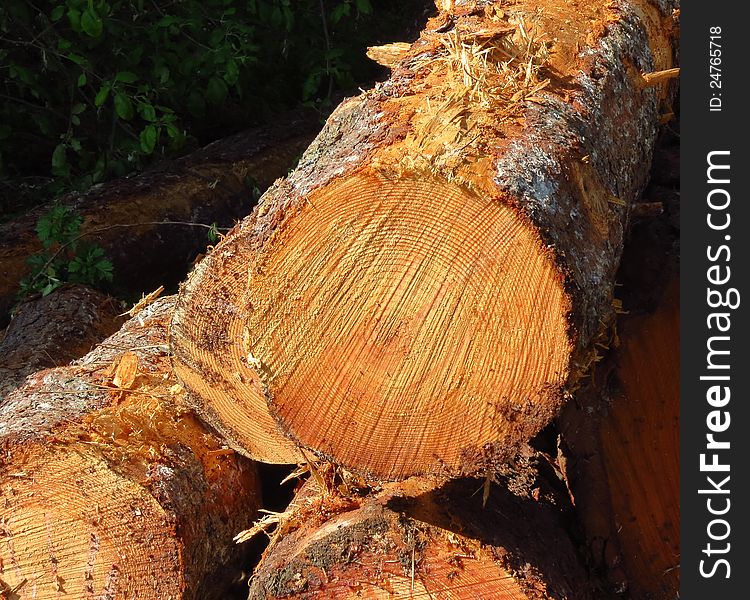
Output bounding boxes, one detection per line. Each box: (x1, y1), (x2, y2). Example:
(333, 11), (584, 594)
(0, 284), (123, 401)
(171, 0), (679, 480)
(249, 455), (592, 599)
(0, 0), (680, 597)
(0, 297), (261, 599)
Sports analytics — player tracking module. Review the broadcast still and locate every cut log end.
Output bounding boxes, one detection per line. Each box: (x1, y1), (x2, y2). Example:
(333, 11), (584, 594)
(1, 446), (183, 599)
(246, 173), (572, 479)
(171, 0), (678, 481)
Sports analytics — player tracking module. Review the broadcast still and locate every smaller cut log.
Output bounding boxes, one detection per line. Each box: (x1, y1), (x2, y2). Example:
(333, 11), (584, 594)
(0, 284), (123, 401)
(0, 107), (321, 327)
(557, 277), (679, 598)
(249, 454), (592, 599)
(0, 297), (261, 599)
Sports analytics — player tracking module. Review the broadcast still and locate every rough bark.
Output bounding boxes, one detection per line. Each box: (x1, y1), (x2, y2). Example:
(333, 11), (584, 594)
(0, 108), (322, 328)
(0, 297), (261, 599)
(172, 0), (679, 479)
(557, 276), (679, 599)
(248, 453), (592, 599)
(0, 284), (123, 401)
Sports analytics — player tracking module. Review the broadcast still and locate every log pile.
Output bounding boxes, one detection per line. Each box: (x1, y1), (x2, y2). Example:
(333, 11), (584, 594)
(1, 0), (680, 598)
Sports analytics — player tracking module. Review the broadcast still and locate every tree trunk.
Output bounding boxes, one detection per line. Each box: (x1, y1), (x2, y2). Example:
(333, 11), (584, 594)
(0, 284), (123, 402)
(0, 108), (321, 328)
(248, 454), (592, 599)
(557, 276), (679, 598)
(171, 0), (679, 479)
(0, 296), (261, 599)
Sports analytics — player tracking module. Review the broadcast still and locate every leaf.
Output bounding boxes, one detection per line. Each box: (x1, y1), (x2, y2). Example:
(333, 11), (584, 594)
(37, 115), (52, 136)
(139, 124), (158, 154)
(63, 215), (83, 242)
(36, 220), (53, 248)
(9, 64), (34, 84)
(66, 52), (86, 66)
(115, 71), (138, 83)
(94, 84), (110, 107)
(355, 0), (373, 14)
(207, 222), (219, 243)
(77, 72), (87, 87)
(155, 65), (170, 84)
(85, 246), (105, 261)
(81, 9), (104, 38)
(138, 102), (156, 122)
(224, 59), (239, 85)
(51, 143), (67, 171)
(302, 70), (322, 101)
(156, 15), (178, 28)
(209, 29), (225, 48)
(114, 93), (134, 120)
(71, 103), (86, 115)
(164, 123), (181, 139)
(51, 6), (65, 22)
(330, 3), (350, 24)
(96, 258), (114, 281)
(42, 281), (62, 296)
(26, 254), (49, 271)
(67, 8), (82, 32)
(37, 204), (83, 249)
(206, 77), (228, 105)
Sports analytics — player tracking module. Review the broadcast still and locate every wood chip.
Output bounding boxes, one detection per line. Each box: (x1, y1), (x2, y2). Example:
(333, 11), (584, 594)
(366, 43), (411, 69)
(113, 352), (138, 389)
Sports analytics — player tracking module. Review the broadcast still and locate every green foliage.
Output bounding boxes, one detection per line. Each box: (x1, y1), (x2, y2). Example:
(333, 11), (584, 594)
(1, 0), (396, 201)
(207, 221), (220, 244)
(19, 204), (113, 298)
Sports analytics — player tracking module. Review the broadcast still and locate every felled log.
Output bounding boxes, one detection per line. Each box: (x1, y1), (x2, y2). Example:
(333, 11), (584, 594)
(0, 284), (123, 401)
(248, 456), (592, 599)
(172, 0), (679, 479)
(0, 108), (321, 327)
(557, 277), (679, 598)
(0, 297), (261, 599)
